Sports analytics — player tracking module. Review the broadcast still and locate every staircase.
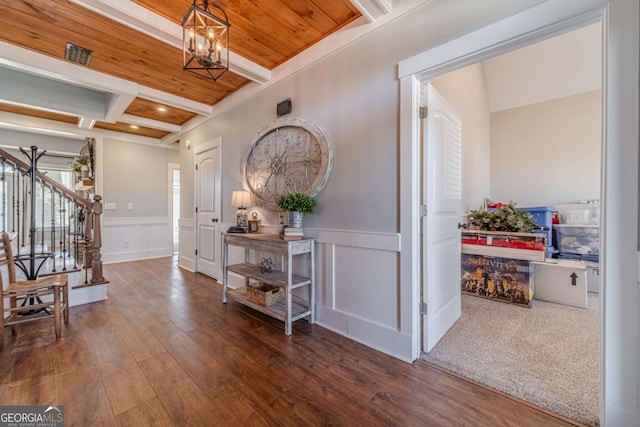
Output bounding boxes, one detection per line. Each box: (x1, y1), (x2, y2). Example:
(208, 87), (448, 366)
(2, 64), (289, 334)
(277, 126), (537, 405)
(0, 146), (108, 306)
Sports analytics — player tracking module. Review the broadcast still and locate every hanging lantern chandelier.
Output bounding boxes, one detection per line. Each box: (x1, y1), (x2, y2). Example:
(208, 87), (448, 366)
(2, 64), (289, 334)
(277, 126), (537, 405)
(181, 0), (230, 82)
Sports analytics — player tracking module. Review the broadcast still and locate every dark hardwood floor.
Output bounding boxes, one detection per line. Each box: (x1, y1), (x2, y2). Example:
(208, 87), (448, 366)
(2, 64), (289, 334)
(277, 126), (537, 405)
(0, 257), (583, 426)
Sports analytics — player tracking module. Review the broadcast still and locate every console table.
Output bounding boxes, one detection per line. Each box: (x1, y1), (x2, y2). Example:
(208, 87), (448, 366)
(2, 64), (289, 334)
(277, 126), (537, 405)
(222, 233), (315, 335)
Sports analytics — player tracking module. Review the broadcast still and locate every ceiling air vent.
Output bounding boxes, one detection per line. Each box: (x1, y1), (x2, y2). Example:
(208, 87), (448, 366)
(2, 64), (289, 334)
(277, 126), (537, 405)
(65, 43), (93, 66)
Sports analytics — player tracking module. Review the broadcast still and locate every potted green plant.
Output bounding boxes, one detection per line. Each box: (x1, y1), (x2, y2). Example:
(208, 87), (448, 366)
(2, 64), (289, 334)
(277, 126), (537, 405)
(467, 203), (537, 233)
(71, 156), (90, 177)
(276, 193), (317, 228)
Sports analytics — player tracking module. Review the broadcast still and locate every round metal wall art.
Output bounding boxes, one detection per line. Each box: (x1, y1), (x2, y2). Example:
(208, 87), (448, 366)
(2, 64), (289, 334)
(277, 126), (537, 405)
(242, 117), (333, 210)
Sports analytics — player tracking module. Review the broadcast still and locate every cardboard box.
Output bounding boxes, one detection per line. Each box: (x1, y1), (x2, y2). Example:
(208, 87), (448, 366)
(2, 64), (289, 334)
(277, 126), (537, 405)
(461, 254), (533, 307)
(532, 260), (587, 308)
(584, 261), (600, 293)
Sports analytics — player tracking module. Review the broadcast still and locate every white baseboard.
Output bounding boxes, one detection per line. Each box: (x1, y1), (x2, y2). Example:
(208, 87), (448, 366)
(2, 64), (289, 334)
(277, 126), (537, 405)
(178, 255), (196, 272)
(316, 305), (413, 362)
(605, 403), (640, 427)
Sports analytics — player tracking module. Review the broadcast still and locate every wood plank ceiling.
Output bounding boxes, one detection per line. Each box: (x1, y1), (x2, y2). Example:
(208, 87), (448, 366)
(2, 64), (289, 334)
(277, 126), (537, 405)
(0, 0), (361, 140)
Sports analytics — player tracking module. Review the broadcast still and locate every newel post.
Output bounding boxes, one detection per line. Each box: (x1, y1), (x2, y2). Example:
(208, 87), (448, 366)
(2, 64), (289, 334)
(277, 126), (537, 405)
(91, 195), (104, 283)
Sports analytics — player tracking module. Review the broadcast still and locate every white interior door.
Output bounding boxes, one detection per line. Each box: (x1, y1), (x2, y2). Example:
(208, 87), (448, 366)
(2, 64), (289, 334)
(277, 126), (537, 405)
(422, 83), (463, 353)
(195, 141), (221, 278)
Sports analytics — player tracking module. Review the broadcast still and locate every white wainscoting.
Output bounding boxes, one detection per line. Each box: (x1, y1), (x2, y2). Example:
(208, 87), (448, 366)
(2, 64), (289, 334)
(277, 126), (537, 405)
(182, 223), (409, 360)
(178, 218), (195, 271)
(303, 228), (410, 361)
(103, 217), (173, 263)
(213, 221), (235, 281)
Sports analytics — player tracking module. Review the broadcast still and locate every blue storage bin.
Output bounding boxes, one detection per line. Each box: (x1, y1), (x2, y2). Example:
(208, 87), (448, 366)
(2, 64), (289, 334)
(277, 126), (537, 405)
(520, 206), (554, 247)
(485, 205), (555, 251)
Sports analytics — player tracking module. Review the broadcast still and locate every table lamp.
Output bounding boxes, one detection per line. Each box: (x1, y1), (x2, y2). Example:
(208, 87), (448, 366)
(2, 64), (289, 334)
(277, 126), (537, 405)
(231, 190), (252, 230)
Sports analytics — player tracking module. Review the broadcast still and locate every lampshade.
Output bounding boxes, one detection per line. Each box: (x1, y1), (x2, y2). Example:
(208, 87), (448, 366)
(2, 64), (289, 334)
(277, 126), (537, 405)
(181, 0), (230, 82)
(231, 190), (252, 208)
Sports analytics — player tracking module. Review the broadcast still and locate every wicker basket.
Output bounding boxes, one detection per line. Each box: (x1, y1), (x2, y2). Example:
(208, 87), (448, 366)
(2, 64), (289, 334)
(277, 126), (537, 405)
(246, 282), (284, 306)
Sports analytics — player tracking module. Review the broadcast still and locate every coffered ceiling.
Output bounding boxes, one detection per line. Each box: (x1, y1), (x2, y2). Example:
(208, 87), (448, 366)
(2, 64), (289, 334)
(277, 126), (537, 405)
(0, 0), (394, 144)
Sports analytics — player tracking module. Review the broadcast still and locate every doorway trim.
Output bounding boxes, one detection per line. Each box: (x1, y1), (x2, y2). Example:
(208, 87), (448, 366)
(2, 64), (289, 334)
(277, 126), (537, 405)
(399, 0), (613, 423)
(168, 162), (180, 254)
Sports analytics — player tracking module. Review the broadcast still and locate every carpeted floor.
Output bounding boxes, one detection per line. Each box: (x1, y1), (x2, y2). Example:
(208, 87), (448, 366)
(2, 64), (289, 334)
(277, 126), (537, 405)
(422, 293), (599, 426)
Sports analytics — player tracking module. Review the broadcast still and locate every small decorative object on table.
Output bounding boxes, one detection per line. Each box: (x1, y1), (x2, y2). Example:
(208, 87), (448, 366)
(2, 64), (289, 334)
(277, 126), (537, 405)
(231, 190), (252, 232)
(257, 257), (274, 274)
(247, 211), (261, 233)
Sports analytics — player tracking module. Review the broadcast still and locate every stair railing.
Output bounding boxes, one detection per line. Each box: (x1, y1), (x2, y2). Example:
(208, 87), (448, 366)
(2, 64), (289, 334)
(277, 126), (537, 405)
(0, 146), (105, 285)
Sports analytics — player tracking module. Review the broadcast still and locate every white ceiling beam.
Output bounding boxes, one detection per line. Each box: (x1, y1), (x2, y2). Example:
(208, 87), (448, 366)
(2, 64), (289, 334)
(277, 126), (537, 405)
(104, 93), (137, 123)
(137, 86), (212, 116)
(0, 111), (172, 148)
(120, 114), (181, 133)
(69, 0), (179, 45)
(349, 0), (392, 22)
(77, 117), (97, 129)
(227, 51), (271, 83)
(0, 42), (138, 102)
(0, 41), (212, 117)
(0, 66), (109, 119)
(69, 0), (271, 84)
(92, 128), (176, 149)
(0, 112), (88, 140)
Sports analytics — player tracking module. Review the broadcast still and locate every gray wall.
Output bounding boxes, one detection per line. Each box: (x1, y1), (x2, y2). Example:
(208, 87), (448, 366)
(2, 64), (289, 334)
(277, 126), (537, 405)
(102, 139), (178, 218)
(490, 91), (601, 206)
(178, 0), (550, 359)
(180, 0), (546, 232)
(100, 139), (178, 263)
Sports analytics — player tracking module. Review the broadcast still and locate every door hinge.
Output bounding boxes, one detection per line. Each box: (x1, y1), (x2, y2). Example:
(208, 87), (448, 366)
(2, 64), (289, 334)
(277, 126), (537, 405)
(195, 206), (198, 213)
(420, 302), (428, 315)
(420, 204), (427, 217)
(195, 249), (198, 256)
(419, 106), (428, 119)
(195, 164), (198, 170)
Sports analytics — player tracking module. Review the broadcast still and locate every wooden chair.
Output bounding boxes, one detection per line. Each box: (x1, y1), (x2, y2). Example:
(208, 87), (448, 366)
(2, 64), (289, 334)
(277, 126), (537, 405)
(0, 233), (69, 350)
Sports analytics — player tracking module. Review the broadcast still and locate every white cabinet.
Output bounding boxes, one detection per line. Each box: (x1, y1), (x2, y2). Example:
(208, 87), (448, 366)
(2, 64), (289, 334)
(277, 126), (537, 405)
(222, 233), (315, 335)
